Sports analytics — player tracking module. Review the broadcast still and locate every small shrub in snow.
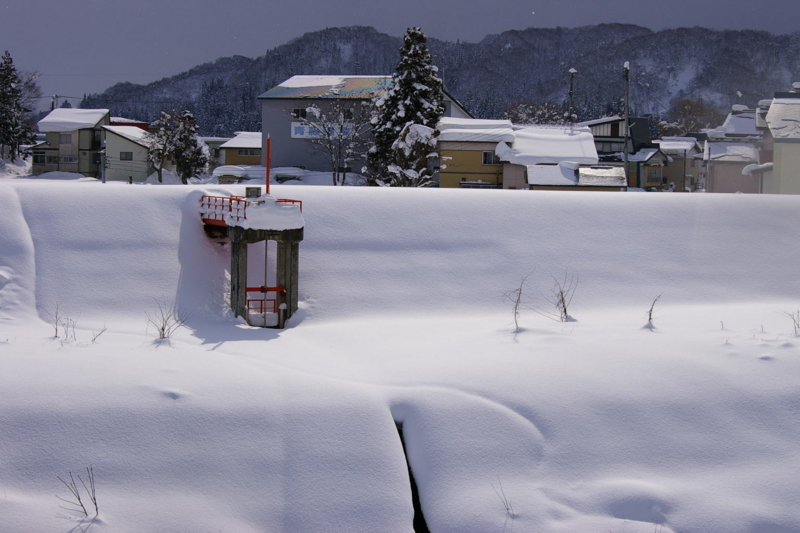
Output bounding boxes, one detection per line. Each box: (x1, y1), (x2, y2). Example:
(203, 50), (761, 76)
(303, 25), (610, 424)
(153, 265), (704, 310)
(778, 309), (800, 337)
(503, 272), (533, 333)
(56, 466), (98, 517)
(535, 271), (578, 323)
(491, 476), (514, 518)
(146, 299), (189, 341)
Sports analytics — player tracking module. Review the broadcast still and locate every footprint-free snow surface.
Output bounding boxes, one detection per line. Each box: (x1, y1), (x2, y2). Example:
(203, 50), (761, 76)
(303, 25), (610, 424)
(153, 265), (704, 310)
(1, 181), (800, 532)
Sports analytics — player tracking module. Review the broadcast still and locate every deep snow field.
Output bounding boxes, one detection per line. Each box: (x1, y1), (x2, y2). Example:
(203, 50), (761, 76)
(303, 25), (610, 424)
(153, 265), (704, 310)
(1, 174), (800, 533)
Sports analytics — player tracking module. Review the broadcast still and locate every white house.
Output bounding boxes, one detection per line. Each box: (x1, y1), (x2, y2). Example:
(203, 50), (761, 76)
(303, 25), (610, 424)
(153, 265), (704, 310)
(102, 125), (154, 182)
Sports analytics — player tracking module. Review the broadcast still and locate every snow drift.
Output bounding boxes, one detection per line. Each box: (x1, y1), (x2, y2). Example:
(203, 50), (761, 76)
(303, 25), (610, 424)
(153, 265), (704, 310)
(1, 182), (800, 533)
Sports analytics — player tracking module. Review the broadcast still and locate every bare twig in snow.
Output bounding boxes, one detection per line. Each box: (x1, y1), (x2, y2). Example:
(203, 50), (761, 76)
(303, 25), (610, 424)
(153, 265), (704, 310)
(491, 476), (515, 517)
(56, 472), (87, 517)
(778, 310), (800, 337)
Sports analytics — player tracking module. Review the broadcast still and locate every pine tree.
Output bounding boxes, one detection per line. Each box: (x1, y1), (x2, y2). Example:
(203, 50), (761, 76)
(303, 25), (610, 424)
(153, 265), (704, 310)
(147, 110), (208, 184)
(367, 27), (444, 184)
(0, 51), (35, 161)
(173, 110), (208, 184)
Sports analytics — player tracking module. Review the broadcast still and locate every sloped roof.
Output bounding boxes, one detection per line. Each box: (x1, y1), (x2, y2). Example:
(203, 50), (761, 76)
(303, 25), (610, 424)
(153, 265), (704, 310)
(628, 148), (671, 163)
(765, 98), (800, 139)
(577, 116), (622, 127)
(258, 76), (391, 99)
(526, 163), (578, 186)
(38, 108), (109, 132)
(496, 125), (598, 166)
(437, 118), (514, 143)
(220, 132), (262, 149)
(706, 109), (759, 138)
(103, 125), (151, 147)
(704, 142), (758, 162)
(655, 137), (700, 154)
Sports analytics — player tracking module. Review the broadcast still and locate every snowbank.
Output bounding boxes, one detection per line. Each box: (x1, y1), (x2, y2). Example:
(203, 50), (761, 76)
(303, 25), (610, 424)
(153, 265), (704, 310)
(1, 183), (800, 532)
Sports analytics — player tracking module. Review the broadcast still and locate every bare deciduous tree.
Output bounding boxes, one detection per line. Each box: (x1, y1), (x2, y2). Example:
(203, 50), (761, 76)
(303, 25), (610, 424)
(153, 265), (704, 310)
(303, 101), (373, 186)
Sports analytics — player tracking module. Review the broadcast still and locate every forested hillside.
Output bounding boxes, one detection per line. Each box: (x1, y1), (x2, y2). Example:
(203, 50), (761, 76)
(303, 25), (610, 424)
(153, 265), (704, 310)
(80, 25), (800, 135)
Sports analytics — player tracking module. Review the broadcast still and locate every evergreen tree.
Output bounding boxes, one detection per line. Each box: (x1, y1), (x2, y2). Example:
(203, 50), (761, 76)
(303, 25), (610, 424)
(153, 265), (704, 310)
(147, 110), (208, 184)
(173, 111), (208, 184)
(367, 27), (444, 184)
(0, 51), (35, 161)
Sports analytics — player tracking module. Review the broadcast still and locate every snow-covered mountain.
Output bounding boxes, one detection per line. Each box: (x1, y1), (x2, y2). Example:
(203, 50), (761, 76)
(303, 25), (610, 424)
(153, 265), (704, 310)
(80, 25), (800, 135)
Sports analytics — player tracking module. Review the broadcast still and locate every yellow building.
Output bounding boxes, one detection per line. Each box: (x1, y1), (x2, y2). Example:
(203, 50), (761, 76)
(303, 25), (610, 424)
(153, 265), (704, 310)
(437, 118), (515, 188)
(220, 132), (263, 166)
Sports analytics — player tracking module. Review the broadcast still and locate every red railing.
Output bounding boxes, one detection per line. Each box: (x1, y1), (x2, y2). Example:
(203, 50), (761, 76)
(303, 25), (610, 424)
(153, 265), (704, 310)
(200, 195), (302, 227)
(200, 195), (248, 226)
(276, 198), (303, 211)
(247, 298), (278, 314)
(246, 286), (285, 314)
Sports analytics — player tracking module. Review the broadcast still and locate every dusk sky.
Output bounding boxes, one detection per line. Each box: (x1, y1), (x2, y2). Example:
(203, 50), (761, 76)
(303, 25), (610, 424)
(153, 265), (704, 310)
(2, 0), (797, 109)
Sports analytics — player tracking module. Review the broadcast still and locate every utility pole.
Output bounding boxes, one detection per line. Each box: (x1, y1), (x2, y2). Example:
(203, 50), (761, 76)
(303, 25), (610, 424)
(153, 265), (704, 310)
(568, 68), (577, 124)
(622, 62), (631, 187)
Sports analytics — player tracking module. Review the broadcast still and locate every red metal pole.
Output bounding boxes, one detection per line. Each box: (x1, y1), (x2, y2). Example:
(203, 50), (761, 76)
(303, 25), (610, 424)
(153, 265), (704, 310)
(265, 134), (271, 194)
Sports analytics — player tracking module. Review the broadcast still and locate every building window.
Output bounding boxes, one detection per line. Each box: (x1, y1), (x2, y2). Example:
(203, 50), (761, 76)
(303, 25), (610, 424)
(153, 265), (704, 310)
(46, 156), (59, 165)
(92, 153), (102, 165)
(120, 151), (133, 161)
(291, 108), (307, 119)
(59, 134), (72, 144)
(61, 156), (78, 164)
(482, 151), (500, 165)
(33, 151), (46, 164)
(237, 149), (261, 156)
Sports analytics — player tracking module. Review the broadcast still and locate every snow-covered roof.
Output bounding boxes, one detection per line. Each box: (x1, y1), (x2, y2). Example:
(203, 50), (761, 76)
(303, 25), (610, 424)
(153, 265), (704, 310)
(103, 125), (151, 147)
(578, 165), (627, 186)
(627, 148), (670, 163)
(577, 116), (622, 127)
(437, 118), (514, 143)
(526, 163), (578, 186)
(765, 98), (800, 139)
(654, 137), (700, 154)
(38, 108), (109, 132)
(110, 117), (147, 125)
(705, 109), (759, 139)
(259, 76), (391, 99)
(220, 132), (262, 149)
(704, 142), (759, 162)
(496, 125), (598, 166)
(526, 162), (626, 187)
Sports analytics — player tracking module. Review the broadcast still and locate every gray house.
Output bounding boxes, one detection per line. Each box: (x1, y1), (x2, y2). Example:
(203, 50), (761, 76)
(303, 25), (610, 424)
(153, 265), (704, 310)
(259, 75), (471, 171)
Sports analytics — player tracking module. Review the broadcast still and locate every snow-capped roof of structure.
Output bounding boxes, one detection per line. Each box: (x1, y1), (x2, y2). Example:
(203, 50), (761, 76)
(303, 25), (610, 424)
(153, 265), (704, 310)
(437, 118), (514, 143)
(259, 76), (392, 99)
(655, 137), (700, 154)
(37, 108), (109, 132)
(110, 116), (147, 125)
(102, 125), (151, 147)
(703, 142), (759, 162)
(220, 132), (262, 149)
(526, 162), (627, 187)
(577, 116), (622, 127)
(496, 125), (598, 166)
(526, 163), (578, 186)
(705, 108), (759, 139)
(765, 98), (800, 139)
(578, 165), (627, 186)
(627, 148), (670, 163)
